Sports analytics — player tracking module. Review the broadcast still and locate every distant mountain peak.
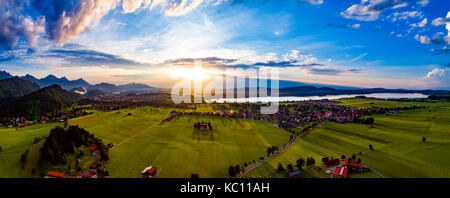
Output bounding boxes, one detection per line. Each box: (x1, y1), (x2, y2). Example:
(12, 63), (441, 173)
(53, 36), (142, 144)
(0, 70), (13, 80)
(61, 76), (69, 82)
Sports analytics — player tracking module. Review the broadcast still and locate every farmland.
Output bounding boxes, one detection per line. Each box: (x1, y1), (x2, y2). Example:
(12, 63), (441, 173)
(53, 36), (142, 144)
(244, 99), (450, 178)
(0, 107), (290, 178)
(302, 106), (450, 178)
(1, 98), (449, 178)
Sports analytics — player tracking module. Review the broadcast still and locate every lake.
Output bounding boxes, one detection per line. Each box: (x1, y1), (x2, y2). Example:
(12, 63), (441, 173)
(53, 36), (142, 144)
(210, 93), (429, 103)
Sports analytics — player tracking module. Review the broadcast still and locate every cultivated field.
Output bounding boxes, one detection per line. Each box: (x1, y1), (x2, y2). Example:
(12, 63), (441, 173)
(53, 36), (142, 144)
(1, 99), (449, 178)
(302, 106), (450, 178)
(0, 108), (290, 178)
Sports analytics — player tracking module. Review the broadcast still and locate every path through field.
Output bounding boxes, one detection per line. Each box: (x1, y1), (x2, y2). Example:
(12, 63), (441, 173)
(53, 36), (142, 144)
(111, 123), (159, 150)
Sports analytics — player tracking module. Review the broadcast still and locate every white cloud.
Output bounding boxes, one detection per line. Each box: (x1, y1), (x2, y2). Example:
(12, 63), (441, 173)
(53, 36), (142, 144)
(415, 34), (430, 44)
(389, 11), (423, 22)
(300, 0), (324, 5)
(418, 68), (450, 89)
(416, 0), (429, 6)
(411, 18), (427, 27)
(341, 0), (408, 21)
(351, 24), (361, 29)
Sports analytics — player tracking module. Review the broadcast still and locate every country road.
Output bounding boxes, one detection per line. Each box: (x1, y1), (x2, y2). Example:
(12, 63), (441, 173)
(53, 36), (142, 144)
(238, 121), (325, 178)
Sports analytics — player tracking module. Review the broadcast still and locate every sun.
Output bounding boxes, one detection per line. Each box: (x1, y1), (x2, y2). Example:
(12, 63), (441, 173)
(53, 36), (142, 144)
(169, 67), (213, 81)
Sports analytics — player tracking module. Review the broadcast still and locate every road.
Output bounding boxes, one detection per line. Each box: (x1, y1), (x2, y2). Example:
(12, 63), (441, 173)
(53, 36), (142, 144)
(238, 121), (325, 178)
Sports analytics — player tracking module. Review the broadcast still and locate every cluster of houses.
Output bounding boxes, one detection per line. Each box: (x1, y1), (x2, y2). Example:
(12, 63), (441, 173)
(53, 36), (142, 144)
(177, 100), (396, 131)
(193, 122), (212, 131)
(1, 109), (91, 128)
(45, 142), (114, 179)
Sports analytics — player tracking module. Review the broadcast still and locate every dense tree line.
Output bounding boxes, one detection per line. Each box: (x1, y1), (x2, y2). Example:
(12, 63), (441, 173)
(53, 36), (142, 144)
(38, 125), (109, 174)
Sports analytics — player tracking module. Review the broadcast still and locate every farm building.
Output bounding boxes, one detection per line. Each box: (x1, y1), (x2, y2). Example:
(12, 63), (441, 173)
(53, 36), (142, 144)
(333, 167), (348, 178)
(141, 166), (160, 178)
(45, 171), (65, 178)
(344, 158), (364, 170)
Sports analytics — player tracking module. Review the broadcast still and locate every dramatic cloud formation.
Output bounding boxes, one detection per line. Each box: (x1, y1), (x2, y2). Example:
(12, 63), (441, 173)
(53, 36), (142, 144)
(419, 67), (450, 89)
(0, 1), (45, 50)
(38, 44), (147, 67)
(341, 0), (409, 21)
(0, 0), (224, 50)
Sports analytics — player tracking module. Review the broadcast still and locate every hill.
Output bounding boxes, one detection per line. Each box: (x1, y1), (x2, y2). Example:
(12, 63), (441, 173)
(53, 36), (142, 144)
(0, 85), (84, 116)
(0, 77), (40, 103)
(88, 83), (155, 94)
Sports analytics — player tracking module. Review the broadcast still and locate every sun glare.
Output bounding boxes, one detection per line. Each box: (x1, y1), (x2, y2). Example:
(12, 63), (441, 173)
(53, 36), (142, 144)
(169, 67), (214, 81)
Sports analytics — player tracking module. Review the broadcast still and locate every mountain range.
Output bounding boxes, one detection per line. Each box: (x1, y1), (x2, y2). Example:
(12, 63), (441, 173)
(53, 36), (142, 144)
(0, 71), (156, 94)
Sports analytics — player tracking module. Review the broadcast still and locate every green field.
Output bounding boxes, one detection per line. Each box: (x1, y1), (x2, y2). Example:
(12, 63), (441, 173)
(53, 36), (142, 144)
(0, 108), (290, 178)
(244, 138), (338, 178)
(336, 98), (450, 108)
(302, 106), (450, 178)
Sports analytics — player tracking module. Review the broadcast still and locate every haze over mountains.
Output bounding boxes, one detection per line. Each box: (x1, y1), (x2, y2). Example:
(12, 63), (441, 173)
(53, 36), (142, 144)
(1, 70), (449, 104)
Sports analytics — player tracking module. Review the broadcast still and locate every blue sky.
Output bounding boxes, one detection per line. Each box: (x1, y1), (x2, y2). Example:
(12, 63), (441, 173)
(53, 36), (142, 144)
(0, 0), (449, 89)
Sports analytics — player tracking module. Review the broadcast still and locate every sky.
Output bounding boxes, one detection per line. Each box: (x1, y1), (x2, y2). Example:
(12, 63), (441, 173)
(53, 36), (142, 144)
(0, 0), (449, 89)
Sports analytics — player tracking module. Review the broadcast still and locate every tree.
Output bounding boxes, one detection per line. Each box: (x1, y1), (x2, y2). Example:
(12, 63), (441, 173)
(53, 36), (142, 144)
(234, 165), (241, 175)
(367, 117), (375, 128)
(287, 164), (294, 172)
(277, 162), (285, 172)
(422, 137), (426, 142)
(310, 157), (315, 166)
(369, 144), (374, 151)
(228, 166), (236, 177)
(267, 147), (272, 156)
(296, 158), (305, 170)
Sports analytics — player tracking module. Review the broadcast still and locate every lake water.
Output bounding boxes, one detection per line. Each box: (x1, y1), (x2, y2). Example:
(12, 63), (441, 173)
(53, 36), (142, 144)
(210, 93), (429, 103)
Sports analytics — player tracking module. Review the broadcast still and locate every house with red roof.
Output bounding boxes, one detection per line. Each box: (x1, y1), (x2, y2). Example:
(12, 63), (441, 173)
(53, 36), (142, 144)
(45, 171), (65, 178)
(344, 158), (364, 170)
(333, 167), (348, 178)
(140, 166), (160, 178)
